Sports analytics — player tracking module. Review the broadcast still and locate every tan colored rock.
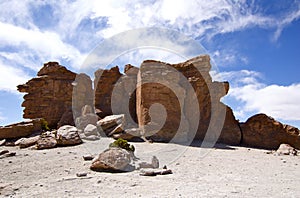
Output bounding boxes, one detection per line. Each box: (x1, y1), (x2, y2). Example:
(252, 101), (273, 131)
(56, 125), (82, 146)
(36, 136), (57, 150)
(75, 105), (99, 130)
(97, 114), (125, 135)
(90, 147), (135, 172)
(17, 62), (77, 128)
(136, 55), (241, 144)
(16, 136), (40, 148)
(72, 73), (94, 119)
(241, 114), (300, 149)
(111, 65), (139, 126)
(276, 144), (297, 156)
(0, 119), (43, 139)
(94, 66), (122, 118)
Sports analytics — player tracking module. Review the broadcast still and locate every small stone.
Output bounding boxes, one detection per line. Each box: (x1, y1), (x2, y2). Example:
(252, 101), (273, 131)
(140, 171), (157, 176)
(6, 152), (16, 157)
(83, 155), (94, 161)
(163, 165), (167, 169)
(0, 139), (6, 146)
(0, 150), (9, 155)
(76, 172), (87, 177)
(160, 169), (173, 175)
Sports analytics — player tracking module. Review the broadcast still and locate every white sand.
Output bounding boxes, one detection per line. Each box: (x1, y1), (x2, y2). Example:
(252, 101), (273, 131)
(1, 137), (299, 197)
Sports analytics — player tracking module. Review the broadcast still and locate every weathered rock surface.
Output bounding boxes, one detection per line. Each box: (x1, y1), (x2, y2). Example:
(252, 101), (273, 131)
(138, 156), (159, 169)
(94, 66), (122, 118)
(90, 147), (135, 172)
(75, 105), (99, 130)
(81, 124), (100, 140)
(0, 119), (43, 139)
(110, 65), (139, 126)
(97, 114), (125, 135)
(136, 55), (241, 144)
(240, 114), (300, 149)
(56, 125), (82, 146)
(72, 73), (94, 118)
(17, 62), (76, 128)
(275, 144), (298, 156)
(36, 136), (57, 150)
(16, 136), (40, 148)
(0, 139), (6, 146)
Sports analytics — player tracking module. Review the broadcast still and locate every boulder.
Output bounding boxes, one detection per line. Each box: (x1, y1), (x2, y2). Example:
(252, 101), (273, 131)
(138, 156), (159, 169)
(97, 114), (125, 135)
(0, 119), (43, 139)
(276, 144), (297, 156)
(56, 125), (82, 146)
(240, 114), (300, 149)
(81, 124), (100, 140)
(83, 124), (99, 136)
(15, 136), (40, 148)
(75, 105), (99, 130)
(36, 136), (57, 150)
(90, 147), (135, 172)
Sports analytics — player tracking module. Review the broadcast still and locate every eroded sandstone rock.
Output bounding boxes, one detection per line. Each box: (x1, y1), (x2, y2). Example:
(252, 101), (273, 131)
(17, 62), (76, 128)
(94, 66), (122, 118)
(90, 147), (135, 172)
(56, 125), (82, 146)
(276, 143), (298, 156)
(241, 114), (300, 149)
(136, 55), (241, 144)
(0, 119), (43, 139)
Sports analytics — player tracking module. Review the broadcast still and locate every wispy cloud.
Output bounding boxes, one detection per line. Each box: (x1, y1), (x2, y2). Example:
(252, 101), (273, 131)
(273, 7), (300, 41)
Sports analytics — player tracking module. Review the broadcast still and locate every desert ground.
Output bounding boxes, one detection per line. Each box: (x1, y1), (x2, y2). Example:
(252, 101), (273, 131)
(1, 137), (299, 198)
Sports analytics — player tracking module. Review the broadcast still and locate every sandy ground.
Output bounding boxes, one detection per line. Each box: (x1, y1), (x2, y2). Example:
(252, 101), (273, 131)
(1, 137), (300, 198)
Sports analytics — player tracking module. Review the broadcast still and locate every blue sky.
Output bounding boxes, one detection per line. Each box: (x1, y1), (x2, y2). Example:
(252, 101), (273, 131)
(0, 0), (299, 128)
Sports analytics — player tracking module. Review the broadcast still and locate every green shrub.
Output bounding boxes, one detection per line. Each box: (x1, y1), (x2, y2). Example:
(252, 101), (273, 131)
(109, 138), (135, 152)
(41, 118), (50, 131)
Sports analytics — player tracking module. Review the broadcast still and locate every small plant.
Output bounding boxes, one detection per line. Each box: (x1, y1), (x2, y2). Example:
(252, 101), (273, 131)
(109, 138), (135, 152)
(41, 118), (50, 131)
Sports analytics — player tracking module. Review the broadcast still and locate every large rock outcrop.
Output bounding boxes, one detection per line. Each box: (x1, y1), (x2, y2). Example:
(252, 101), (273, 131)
(16, 56), (243, 145)
(17, 62), (93, 129)
(94, 66), (122, 118)
(0, 119), (43, 139)
(136, 55), (242, 144)
(240, 114), (300, 149)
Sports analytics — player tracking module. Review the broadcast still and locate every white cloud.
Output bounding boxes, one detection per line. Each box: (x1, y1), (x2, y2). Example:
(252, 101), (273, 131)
(0, 21), (85, 67)
(217, 70), (300, 122)
(0, 60), (31, 93)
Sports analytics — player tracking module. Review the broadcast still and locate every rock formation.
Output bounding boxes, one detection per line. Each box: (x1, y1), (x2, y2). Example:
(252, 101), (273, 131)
(17, 62), (76, 128)
(94, 66), (122, 118)
(13, 55), (300, 149)
(17, 62), (93, 128)
(136, 55), (241, 144)
(240, 114), (300, 149)
(0, 119), (43, 139)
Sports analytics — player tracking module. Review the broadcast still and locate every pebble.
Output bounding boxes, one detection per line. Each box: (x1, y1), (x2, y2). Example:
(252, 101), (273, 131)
(76, 172), (87, 177)
(0, 150), (9, 155)
(0, 139), (6, 146)
(83, 155), (94, 161)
